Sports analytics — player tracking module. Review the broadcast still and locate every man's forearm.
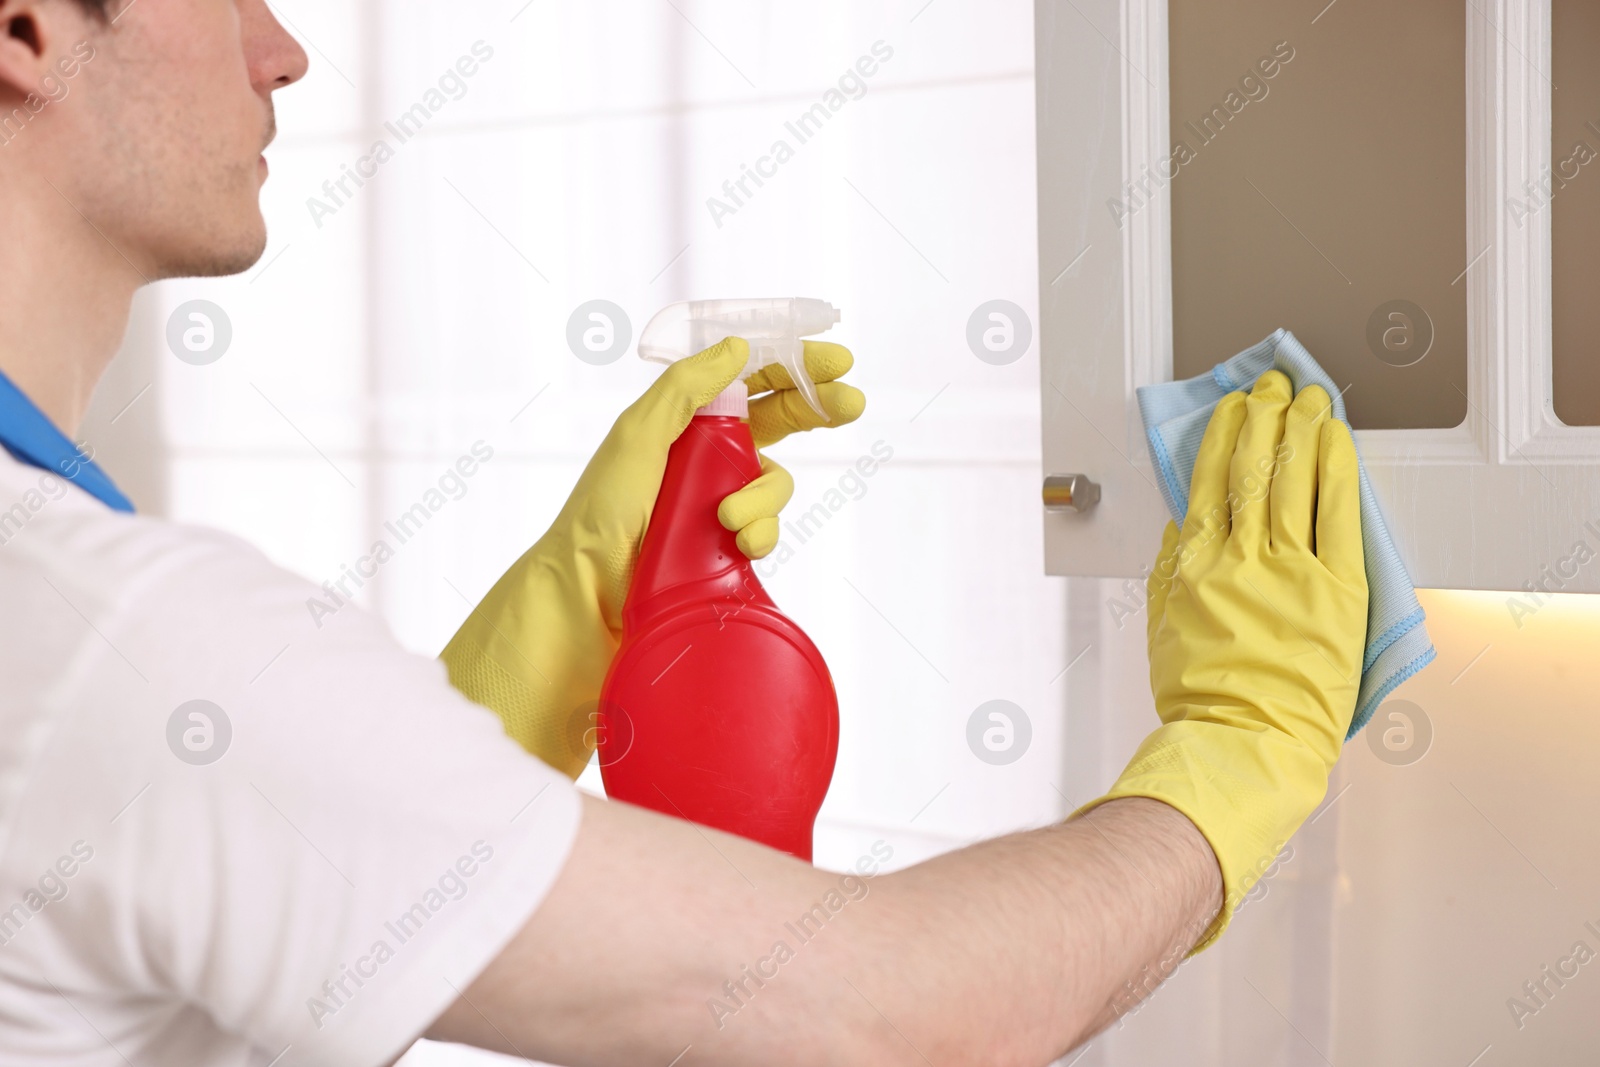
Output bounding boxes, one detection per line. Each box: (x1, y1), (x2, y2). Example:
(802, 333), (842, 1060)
(428, 795), (1220, 1066)
(1050, 797), (1224, 1040)
(824, 796), (1223, 1060)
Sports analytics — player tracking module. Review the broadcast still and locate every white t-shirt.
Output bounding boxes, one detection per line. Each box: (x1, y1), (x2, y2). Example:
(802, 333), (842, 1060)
(0, 451), (582, 1066)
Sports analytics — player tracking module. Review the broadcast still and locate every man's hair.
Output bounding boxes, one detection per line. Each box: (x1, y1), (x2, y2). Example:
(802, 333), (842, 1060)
(72, 0), (112, 17)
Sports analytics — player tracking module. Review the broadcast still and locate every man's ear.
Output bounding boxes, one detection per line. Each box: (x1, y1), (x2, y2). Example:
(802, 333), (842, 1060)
(0, 0), (68, 101)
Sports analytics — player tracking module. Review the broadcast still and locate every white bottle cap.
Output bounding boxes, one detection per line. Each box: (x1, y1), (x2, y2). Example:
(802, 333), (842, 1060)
(695, 379), (749, 418)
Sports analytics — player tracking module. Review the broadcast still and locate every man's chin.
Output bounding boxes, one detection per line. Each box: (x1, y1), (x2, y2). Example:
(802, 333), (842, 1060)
(152, 220), (271, 282)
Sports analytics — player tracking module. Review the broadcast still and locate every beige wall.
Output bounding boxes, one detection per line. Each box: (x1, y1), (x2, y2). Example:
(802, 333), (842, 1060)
(1335, 589), (1600, 1062)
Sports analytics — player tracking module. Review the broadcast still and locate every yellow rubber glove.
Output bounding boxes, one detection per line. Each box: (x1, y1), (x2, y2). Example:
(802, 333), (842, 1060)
(441, 336), (866, 779)
(1078, 370), (1368, 950)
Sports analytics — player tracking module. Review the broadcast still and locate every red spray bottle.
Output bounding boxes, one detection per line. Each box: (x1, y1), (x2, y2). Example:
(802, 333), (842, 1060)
(597, 299), (842, 861)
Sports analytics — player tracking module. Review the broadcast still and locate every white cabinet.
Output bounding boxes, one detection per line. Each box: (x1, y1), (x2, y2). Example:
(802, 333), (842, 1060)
(1034, 4), (1600, 1065)
(1036, 0), (1600, 594)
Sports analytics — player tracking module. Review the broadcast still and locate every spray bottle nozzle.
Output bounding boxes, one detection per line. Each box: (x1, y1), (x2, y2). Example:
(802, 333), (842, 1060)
(638, 298), (841, 420)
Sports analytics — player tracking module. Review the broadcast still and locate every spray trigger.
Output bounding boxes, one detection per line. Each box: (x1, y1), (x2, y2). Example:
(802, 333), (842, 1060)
(638, 298), (842, 421)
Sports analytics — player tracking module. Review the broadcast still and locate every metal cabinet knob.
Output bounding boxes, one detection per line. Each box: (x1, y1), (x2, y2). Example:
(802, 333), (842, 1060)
(1043, 474), (1100, 513)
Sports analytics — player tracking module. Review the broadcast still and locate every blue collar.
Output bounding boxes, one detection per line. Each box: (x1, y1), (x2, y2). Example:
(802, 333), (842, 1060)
(0, 366), (134, 514)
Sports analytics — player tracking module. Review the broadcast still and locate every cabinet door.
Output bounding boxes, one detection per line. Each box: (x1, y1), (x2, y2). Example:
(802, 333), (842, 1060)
(1037, 0), (1600, 593)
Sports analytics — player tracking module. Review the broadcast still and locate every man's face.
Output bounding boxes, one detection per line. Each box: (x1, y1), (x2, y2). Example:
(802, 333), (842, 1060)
(57, 0), (308, 279)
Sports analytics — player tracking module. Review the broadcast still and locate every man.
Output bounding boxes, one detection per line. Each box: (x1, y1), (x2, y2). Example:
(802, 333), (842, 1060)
(0, 1), (1370, 1064)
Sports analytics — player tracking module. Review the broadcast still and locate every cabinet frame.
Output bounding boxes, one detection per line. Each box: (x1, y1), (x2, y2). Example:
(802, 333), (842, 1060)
(1037, 0), (1600, 593)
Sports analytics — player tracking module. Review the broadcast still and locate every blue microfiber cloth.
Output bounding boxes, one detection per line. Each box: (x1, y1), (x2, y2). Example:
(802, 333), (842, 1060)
(1136, 328), (1436, 738)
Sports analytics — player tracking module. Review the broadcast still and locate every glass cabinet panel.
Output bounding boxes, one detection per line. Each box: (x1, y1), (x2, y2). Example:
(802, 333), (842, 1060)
(1168, 0), (1468, 429)
(1552, 0), (1600, 426)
